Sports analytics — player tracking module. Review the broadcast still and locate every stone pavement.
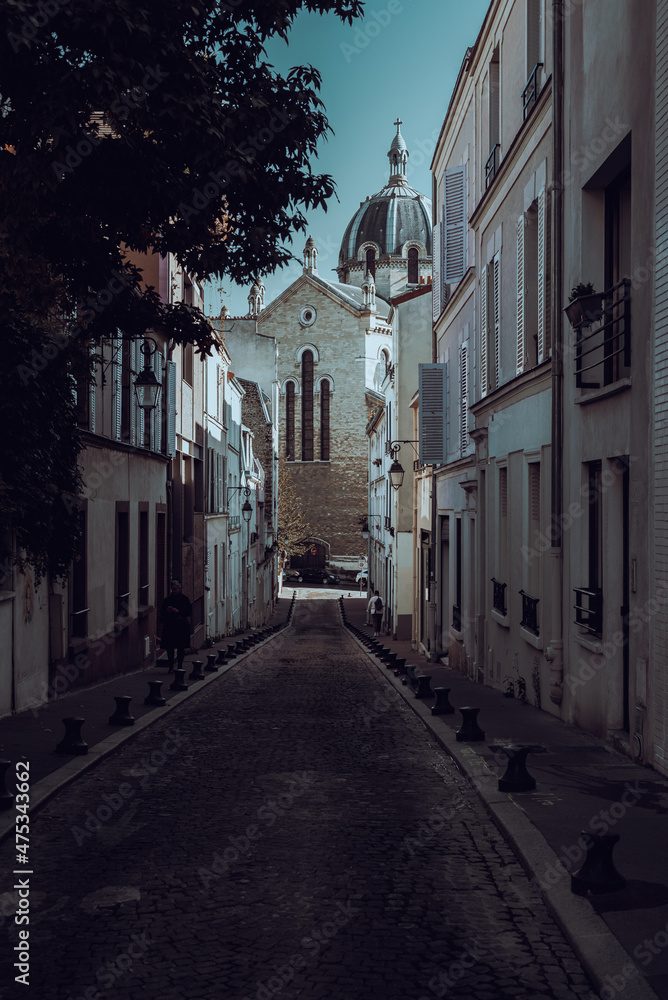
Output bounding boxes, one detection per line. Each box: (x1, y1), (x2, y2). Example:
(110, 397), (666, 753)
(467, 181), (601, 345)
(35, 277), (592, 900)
(0, 591), (664, 1000)
(0, 594), (596, 1000)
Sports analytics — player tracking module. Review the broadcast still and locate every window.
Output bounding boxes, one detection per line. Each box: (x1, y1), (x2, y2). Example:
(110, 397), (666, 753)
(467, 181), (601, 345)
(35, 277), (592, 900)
(407, 247), (419, 284)
(139, 508), (149, 607)
(70, 502), (88, 637)
(286, 382), (295, 459)
(301, 351), (314, 462)
(320, 379), (330, 461)
(443, 166), (467, 284)
(453, 517), (462, 630)
(575, 463), (603, 636)
(480, 254), (501, 395)
(486, 49), (500, 187)
(156, 510), (166, 613)
(528, 463), (541, 595)
(183, 342), (194, 386)
(366, 247), (376, 278)
(493, 466), (508, 615)
(116, 507), (130, 617)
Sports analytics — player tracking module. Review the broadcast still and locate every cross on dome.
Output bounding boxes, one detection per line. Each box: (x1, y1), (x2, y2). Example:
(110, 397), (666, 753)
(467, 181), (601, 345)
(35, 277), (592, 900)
(388, 118), (408, 182)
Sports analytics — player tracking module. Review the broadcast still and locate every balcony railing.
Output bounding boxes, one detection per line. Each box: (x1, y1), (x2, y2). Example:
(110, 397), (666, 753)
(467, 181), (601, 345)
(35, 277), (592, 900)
(574, 587), (603, 637)
(519, 590), (539, 636)
(574, 279), (631, 389)
(522, 63), (543, 120)
(485, 144), (500, 189)
(492, 578), (507, 616)
(452, 605), (462, 631)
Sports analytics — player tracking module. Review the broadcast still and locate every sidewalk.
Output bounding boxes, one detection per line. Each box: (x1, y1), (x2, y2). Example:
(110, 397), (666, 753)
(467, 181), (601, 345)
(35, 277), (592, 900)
(0, 597), (292, 828)
(340, 595), (668, 1000)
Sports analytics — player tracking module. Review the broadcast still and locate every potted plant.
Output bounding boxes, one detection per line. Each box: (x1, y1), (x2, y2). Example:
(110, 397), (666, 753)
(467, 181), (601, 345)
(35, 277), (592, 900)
(564, 282), (603, 328)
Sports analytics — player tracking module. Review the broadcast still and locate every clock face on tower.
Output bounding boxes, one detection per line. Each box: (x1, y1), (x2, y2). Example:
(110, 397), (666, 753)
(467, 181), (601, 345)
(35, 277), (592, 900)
(299, 305), (316, 327)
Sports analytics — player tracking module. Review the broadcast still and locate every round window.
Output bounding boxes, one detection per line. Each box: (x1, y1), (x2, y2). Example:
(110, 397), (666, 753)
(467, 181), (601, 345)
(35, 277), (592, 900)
(300, 305), (316, 327)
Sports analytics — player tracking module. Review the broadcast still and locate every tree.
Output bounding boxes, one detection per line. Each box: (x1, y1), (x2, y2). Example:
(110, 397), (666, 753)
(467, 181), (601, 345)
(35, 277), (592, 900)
(276, 463), (311, 571)
(0, 0), (364, 580)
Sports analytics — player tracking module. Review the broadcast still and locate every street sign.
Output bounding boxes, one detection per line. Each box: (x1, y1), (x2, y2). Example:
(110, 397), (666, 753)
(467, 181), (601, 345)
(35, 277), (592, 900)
(358, 557), (365, 568)
(311, 546), (317, 556)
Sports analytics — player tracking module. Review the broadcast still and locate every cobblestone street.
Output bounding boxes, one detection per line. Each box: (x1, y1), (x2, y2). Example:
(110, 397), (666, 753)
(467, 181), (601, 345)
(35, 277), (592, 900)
(0, 599), (595, 1000)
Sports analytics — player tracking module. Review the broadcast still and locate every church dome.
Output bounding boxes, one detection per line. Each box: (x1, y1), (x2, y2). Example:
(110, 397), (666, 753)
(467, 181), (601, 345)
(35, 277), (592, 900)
(339, 120), (432, 266)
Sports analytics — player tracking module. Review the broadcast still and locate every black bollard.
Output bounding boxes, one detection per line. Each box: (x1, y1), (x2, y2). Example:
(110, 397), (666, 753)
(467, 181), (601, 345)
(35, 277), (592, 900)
(405, 664), (418, 688)
(169, 668), (188, 692)
(216, 648), (227, 665)
(571, 833), (626, 895)
(206, 653), (218, 672)
(109, 696), (134, 726)
(0, 760), (14, 810)
(228, 644), (238, 658)
(144, 680), (166, 707)
(414, 675), (434, 699)
(56, 717), (88, 755)
(393, 658), (407, 677)
(189, 660), (205, 681)
(431, 687), (455, 716)
(497, 745), (536, 792)
(455, 706), (485, 742)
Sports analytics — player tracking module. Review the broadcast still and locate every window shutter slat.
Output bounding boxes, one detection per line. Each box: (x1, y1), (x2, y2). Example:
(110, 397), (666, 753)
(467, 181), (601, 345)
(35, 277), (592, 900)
(419, 363), (447, 464)
(493, 253), (501, 388)
(480, 264), (489, 397)
(166, 360), (177, 457)
(444, 165), (467, 284)
(89, 343), (96, 433)
(516, 214), (526, 375)
(113, 335), (122, 441)
(460, 344), (468, 455)
(432, 222), (441, 321)
(537, 186), (547, 363)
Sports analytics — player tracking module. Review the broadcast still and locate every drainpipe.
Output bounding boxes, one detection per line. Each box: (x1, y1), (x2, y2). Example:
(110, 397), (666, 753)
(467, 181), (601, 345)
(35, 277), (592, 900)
(547, 0), (565, 705)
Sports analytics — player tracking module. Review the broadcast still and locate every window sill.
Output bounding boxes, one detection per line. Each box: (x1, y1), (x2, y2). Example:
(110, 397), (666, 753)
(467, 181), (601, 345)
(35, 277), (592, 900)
(138, 604), (154, 619)
(450, 625), (464, 642)
(0, 590), (16, 602)
(575, 377), (632, 406)
(520, 625), (543, 650)
(574, 631), (603, 654)
(491, 608), (509, 628)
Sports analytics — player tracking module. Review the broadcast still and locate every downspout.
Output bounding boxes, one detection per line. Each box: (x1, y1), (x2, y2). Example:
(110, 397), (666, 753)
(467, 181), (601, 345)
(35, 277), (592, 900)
(547, 0), (565, 704)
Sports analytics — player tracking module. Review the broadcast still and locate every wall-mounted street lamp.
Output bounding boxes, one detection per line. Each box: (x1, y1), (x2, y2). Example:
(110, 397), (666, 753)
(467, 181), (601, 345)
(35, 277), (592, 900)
(227, 485), (253, 522)
(133, 338), (162, 413)
(387, 440), (419, 491)
(361, 514), (383, 540)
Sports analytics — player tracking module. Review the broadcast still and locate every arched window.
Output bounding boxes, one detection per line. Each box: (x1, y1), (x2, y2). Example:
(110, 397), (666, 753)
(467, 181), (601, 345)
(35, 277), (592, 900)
(366, 247), (376, 278)
(301, 351), (314, 461)
(320, 380), (330, 461)
(285, 382), (295, 459)
(407, 247), (419, 284)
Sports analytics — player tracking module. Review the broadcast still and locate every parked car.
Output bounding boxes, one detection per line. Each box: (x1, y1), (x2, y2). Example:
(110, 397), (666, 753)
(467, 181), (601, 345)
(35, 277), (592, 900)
(301, 568), (341, 586)
(283, 569), (303, 583)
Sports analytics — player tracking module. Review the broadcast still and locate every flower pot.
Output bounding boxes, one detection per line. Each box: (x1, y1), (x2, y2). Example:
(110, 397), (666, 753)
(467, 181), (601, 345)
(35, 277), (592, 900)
(564, 292), (604, 328)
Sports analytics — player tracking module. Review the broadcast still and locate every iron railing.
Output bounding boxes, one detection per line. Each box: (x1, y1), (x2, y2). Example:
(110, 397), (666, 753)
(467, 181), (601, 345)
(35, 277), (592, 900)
(575, 279), (631, 389)
(519, 590), (539, 635)
(574, 587), (603, 637)
(522, 63), (543, 120)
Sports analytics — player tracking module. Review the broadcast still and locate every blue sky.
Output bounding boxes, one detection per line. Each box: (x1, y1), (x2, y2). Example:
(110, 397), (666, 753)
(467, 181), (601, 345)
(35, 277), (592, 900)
(205, 0), (490, 317)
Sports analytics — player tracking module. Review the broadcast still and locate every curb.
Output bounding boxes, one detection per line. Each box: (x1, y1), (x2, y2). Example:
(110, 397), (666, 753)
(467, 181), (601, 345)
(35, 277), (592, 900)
(340, 612), (660, 1000)
(0, 624), (292, 845)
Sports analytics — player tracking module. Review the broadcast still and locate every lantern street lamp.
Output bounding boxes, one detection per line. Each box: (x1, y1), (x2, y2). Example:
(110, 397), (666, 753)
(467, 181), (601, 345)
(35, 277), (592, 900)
(227, 485), (254, 522)
(387, 440), (419, 491)
(134, 338), (162, 412)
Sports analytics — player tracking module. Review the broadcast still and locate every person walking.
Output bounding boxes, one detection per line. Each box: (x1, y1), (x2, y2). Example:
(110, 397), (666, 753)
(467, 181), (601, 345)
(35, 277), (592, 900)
(367, 590), (384, 637)
(159, 580), (192, 672)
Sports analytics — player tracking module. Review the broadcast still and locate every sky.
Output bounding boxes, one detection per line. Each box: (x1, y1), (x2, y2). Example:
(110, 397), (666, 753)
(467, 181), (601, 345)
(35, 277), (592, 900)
(205, 0), (491, 318)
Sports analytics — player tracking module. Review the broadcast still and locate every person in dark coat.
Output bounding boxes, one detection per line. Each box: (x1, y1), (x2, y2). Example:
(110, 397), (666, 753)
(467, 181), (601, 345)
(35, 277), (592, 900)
(159, 580), (192, 671)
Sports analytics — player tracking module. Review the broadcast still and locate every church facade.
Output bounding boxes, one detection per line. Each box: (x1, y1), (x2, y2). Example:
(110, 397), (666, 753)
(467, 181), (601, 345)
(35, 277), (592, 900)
(256, 123), (432, 579)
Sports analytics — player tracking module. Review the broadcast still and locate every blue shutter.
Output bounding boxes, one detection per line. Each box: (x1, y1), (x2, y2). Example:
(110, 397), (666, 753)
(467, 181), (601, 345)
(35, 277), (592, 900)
(432, 222), (441, 321)
(419, 363), (447, 465)
(443, 165), (467, 284)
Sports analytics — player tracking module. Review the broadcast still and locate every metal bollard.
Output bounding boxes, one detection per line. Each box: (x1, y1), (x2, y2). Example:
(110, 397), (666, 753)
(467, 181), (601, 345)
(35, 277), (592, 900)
(228, 644), (238, 658)
(169, 668), (188, 692)
(206, 653), (218, 672)
(189, 660), (205, 681)
(0, 760), (14, 810)
(404, 664), (418, 688)
(56, 717), (88, 755)
(216, 648), (227, 665)
(455, 706), (485, 742)
(431, 687), (455, 716)
(144, 680), (166, 707)
(571, 832), (626, 895)
(414, 675), (434, 699)
(109, 696), (134, 726)
(496, 745), (536, 792)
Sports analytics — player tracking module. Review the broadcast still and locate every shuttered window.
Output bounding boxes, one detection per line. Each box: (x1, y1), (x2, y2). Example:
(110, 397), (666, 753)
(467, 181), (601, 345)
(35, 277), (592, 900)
(418, 363), (447, 465)
(493, 252), (501, 389)
(113, 335), (123, 442)
(480, 264), (489, 397)
(460, 344), (468, 455)
(432, 222), (442, 321)
(517, 214), (526, 375)
(443, 165), (467, 284)
(166, 360), (177, 457)
(537, 186), (549, 362)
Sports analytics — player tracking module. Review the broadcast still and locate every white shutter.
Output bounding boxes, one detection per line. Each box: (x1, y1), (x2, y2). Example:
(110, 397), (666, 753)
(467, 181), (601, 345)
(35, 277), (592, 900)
(516, 214), (526, 375)
(432, 222), (441, 321)
(113, 335), (122, 441)
(89, 343), (96, 433)
(480, 264), (489, 397)
(537, 186), (547, 363)
(419, 363), (447, 464)
(460, 344), (468, 455)
(493, 252), (501, 389)
(444, 165), (467, 284)
(166, 360), (177, 457)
